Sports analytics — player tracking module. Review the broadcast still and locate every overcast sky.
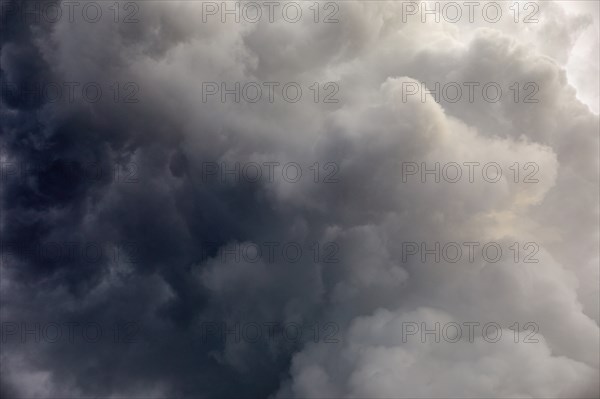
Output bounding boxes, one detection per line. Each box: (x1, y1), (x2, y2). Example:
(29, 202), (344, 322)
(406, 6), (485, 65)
(1, 1), (599, 398)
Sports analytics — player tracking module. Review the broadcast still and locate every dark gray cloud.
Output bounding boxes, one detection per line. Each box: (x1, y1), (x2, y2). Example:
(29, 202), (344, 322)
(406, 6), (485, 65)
(1, 1), (598, 398)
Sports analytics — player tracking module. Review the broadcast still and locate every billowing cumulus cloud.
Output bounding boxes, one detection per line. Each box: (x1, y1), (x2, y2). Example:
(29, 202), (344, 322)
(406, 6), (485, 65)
(1, 1), (598, 398)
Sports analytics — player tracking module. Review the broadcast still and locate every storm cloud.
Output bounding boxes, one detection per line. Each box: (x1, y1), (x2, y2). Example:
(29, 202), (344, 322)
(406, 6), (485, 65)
(1, 1), (598, 398)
